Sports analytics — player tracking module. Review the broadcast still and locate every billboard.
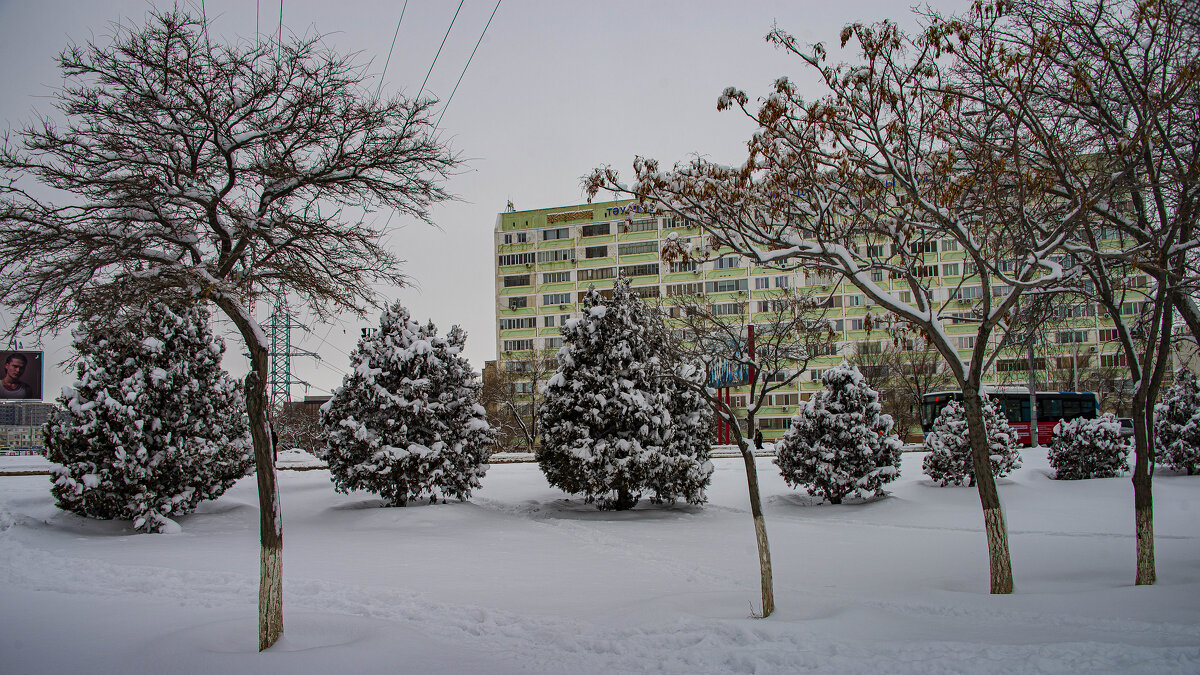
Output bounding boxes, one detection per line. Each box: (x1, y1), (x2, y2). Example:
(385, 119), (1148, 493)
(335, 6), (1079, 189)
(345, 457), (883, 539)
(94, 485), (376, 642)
(1, 350), (44, 401)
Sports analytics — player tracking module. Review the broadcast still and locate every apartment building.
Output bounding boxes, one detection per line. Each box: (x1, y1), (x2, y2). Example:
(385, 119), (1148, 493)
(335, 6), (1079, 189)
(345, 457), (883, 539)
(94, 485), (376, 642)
(493, 199), (1140, 441)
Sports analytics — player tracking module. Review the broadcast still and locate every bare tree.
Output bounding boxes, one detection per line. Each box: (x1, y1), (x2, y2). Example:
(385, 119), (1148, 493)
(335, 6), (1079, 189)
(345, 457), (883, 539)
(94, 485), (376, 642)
(587, 14), (1087, 593)
(480, 354), (555, 453)
(272, 401), (325, 454)
(0, 11), (458, 648)
(849, 330), (948, 442)
(654, 285), (834, 618)
(929, 0), (1199, 586)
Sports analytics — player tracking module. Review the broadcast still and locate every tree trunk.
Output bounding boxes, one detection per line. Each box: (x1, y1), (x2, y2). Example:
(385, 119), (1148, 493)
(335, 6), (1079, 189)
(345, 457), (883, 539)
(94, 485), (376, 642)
(962, 388), (1014, 594)
(247, 367), (284, 650)
(1131, 392), (1156, 586)
(738, 439), (774, 618)
(215, 298), (284, 651)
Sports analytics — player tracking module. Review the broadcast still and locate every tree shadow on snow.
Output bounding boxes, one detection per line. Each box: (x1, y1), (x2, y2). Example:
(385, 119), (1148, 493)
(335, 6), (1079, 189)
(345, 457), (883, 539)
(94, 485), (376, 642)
(768, 491), (893, 510)
(533, 497), (705, 522)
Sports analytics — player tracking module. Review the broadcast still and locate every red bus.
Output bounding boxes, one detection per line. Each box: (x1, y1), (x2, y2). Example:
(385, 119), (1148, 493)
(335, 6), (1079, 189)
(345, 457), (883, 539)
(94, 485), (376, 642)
(921, 389), (1099, 446)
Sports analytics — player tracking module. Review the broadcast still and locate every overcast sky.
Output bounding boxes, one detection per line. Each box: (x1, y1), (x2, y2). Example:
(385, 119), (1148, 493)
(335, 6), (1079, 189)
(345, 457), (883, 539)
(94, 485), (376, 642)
(0, 0), (955, 402)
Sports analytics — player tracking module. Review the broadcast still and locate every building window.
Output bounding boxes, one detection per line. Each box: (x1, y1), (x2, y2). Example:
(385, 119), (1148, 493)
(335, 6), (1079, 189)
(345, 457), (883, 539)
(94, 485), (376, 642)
(503, 233), (512, 244)
(669, 260), (698, 273)
(773, 393), (799, 406)
(1099, 328), (1120, 342)
(914, 265), (939, 278)
(942, 263), (960, 277)
(849, 318), (864, 331)
(536, 249), (574, 264)
(516, 232), (528, 243)
(545, 337), (564, 350)
(706, 279), (748, 293)
(1101, 353), (1128, 368)
(1057, 330), (1090, 344)
(620, 263), (659, 278)
(856, 341), (883, 355)
(714, 255), (742, 270)
(870, 270), (884, 282)
(579, 267), (616, 281)
(713, 302), (745, 316)
(942, 238), (959, 252)
(667, 282), (703, 297)
(950, 286), (983, 301)
(957, 336), (975, 350)
(498, 252), (535, 266)
(755, 277), (770, 290)
(542, 227), (570, 241)
(909, 240), (937, 254)
(542, 271), (570, 283)
(584, 245), (608, 259)
(580, 222), (611, 237)
(503, 274), (531, 288)
(544, 315), (555, 327)
(624, 218), (658, 233)
(503, 339), (534, 352)
(775, 276), (789, 288)
(617, 241), (657, 256)
(543, 293), (572, 305)
(845, 294), (863, 307)
(499, 317), (536, 330)
(507, 296), (528, 310)
(630, 285), (661, 298)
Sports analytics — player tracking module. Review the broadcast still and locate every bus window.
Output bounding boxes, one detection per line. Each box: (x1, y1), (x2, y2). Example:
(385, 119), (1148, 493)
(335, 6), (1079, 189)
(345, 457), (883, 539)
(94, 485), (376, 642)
(1040, 398), (1062, 422)
(1080, 397), (1097, 418)
(1062, 398), (1081, 420)
(1002, 398), (1024, 423)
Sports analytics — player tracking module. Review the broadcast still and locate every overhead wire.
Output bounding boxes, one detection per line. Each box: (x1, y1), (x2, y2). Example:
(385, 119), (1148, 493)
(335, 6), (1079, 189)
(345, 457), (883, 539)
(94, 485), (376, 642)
(375, 0), (409, 99)
(435, 0), (502, 130)
(416, 0), (465, 102)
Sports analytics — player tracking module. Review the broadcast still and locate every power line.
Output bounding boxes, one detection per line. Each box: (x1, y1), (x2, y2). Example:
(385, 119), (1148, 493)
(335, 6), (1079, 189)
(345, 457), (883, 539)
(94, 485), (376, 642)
(416, 0), (465, 102)
(435, 0), (502, 130)
(375, 0), (409, 100)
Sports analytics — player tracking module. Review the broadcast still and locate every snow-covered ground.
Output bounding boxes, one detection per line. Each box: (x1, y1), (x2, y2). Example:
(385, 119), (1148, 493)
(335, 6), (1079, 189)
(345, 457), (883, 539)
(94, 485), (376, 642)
(1, 449), (1197, 674)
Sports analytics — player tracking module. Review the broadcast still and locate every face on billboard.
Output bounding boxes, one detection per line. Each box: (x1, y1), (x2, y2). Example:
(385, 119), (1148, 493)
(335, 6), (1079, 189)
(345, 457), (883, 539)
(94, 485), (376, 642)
(1, 351), (43, 401)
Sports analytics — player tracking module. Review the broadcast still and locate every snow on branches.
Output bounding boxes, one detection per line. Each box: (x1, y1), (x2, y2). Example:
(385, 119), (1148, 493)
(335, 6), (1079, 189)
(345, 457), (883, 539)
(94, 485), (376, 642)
(320, 303), (493, 506)
(537, 278), (713, 510)
(922, 398), (1020, 487)
(1155, 369), (1200, 476)
(45, 303), (252, 533)
(774, 362), (902, 504)
(1049, 414), (1130, 480)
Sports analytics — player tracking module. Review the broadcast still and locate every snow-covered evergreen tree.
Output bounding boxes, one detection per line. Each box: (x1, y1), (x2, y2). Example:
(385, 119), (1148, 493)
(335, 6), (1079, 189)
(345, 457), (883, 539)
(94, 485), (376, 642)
(922, 398), (1021, 487)
(320, 303), (493, 506)
(537, 278), (713, 510)
(773, 362), (901, 504)
(1155, 369), (1200, 475)
(45, 303), (252, 533)
(1049, 414), (1129, 480)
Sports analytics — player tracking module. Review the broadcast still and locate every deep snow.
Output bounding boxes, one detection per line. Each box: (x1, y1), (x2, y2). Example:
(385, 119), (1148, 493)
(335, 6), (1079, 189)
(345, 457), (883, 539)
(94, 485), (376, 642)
(1, 448), (1198, 674)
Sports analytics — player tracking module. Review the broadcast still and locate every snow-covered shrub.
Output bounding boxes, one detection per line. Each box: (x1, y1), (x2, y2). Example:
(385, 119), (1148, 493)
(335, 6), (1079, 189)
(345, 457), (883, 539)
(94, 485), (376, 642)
(1155, 369), (1200, 475)
(45, 303), (252, 533)
(320, 303), (493, 506)
(1048, 414), (1129, 479)
(922, 397), (1021, 486)
(773, 362), (901, 504)
(537, 278), (713, 510)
